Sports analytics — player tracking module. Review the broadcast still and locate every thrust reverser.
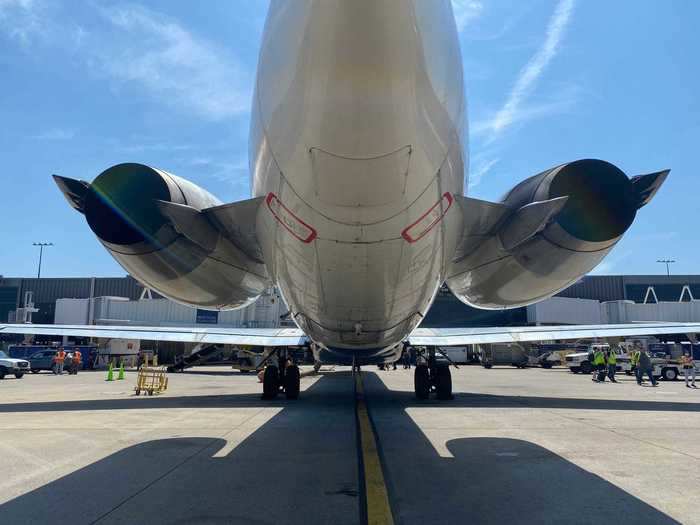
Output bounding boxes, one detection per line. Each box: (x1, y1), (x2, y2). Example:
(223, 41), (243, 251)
(447, 159), (669, 308)
(54, 163), (269, 309)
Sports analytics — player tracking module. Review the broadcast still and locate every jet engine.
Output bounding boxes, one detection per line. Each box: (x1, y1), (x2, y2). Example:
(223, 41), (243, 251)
(447, 159), (668, 308)
(54, 163), (270, 309)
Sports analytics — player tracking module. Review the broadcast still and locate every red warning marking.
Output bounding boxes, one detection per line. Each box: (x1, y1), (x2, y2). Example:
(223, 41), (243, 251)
(401, 192), (453, 243)
(266, 193), (317, 243)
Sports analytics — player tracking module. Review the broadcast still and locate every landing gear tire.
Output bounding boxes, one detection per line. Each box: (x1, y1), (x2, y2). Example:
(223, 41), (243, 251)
(262, 365), (280, 399)
(435, 365), (452, 400)
(284, 365), (300, 400)
(414, 365), (430, 400)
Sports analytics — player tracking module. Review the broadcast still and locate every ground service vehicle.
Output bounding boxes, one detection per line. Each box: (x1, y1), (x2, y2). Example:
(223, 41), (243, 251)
(479, 344), (528, 369)
(0, 350), (30, 379)
(566, 344), (630, 374)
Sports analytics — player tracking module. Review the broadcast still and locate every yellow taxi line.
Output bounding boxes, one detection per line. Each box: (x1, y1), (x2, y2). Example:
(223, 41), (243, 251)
(355, 372), (394, 525)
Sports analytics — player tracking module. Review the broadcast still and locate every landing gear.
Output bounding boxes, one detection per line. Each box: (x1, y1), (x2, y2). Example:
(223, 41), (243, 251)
(284, 364), (300, 399)
(414, 365), (430, 399)
(262, 365), (280, 399)
(261, 348), (301, 400)
(413, 347), (453, 400)
(435, 365), (452, 400)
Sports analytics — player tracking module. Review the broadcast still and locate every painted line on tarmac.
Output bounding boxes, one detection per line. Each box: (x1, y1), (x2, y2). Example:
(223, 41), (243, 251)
(355, 372), (394, 525)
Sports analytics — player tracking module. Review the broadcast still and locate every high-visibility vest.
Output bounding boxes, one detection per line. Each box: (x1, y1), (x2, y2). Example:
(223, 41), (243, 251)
(630, 351), (640, 365)
(55, 351), (66, 363)
(594, 351), (605, 365)
(607, 353), (617, 365)
(73, 350), (82, 363)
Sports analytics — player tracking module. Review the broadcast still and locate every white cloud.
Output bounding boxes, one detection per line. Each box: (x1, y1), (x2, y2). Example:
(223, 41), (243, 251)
(31, 128), (75, 140)
(451, 0), (484, 32)
(483, 0), (575, 140)
(468, 156), (499, 189)
(1, 2), (251, 121)
(471, 88), (579, 138)
(0, 0), (44, 45)
(95, 4), (251, 121)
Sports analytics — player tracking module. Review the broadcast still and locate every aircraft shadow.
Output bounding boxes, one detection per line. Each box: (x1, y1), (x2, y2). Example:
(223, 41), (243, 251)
(0, 372), (679, 524)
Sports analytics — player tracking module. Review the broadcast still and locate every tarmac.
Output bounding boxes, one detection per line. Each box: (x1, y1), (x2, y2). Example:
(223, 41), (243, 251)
(0, 364), (698, 524)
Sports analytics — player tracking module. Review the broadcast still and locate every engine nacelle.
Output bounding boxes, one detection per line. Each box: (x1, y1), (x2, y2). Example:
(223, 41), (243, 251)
(447, 159), (668, 308)
(60, 163), (269, 309)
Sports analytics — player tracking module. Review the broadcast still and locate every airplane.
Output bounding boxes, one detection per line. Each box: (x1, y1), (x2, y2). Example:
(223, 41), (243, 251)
(1, 0), (694, 400)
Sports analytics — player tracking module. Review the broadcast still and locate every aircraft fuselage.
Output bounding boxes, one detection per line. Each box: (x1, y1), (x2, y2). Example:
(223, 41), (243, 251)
(250, 0), (466, 359)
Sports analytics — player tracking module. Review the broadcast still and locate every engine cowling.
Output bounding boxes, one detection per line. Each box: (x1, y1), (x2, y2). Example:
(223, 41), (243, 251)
(447, 159), (668, 308)
(58, 163), (269, 309)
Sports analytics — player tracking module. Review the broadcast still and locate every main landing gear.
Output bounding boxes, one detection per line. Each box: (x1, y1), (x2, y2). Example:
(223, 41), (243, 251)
(262, 349), (301, 400)
(413, 347), (453, 400)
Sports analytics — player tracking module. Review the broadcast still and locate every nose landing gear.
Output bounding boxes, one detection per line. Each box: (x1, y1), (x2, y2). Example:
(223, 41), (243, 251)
(413, 346), (453, 400)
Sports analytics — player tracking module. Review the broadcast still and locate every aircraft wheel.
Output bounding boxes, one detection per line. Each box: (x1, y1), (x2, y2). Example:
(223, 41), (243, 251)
(414, 365), (430, 400)
(284, 365), (300, 400)
(435, 365), (452, 400)
(263, 365), (280, 399)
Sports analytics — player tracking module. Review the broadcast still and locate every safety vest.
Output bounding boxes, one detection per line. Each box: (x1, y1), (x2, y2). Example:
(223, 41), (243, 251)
(630, 351), (640, 365)
(55, 351), (66, 363)
(73, 350), (82, 363)
(607, 353), (617, 365)
(594, 351), (605, 365)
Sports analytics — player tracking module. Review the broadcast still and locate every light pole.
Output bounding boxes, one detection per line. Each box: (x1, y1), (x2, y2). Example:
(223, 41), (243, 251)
(33, 242), (53, 278)
(657, 258), (675, 277)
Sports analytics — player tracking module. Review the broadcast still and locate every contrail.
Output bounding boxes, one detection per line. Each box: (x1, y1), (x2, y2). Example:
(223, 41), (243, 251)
(489, 0), (575, 138)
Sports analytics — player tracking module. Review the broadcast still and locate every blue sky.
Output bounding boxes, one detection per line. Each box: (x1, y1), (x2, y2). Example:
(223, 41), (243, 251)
(0, 0), (697, 278)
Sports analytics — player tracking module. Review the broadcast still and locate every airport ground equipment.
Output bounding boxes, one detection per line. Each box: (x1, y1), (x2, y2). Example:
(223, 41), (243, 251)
(168, 344), (224, 372)
(135, 366), (169, 396)
(0, 350), (29, 379)
(478, 343), (528, 369)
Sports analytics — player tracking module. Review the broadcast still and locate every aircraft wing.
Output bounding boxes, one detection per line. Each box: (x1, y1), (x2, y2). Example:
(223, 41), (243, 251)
(408, 323), (700, 346)
(0, 324), (307, 347)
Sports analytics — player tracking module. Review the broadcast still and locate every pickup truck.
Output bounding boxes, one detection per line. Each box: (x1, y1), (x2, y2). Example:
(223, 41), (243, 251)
(0, 350), (30, 379)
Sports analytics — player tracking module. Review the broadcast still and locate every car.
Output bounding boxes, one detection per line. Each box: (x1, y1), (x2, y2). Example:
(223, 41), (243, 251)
(0, 350), (30, 379)
(28, 349), (79, 373)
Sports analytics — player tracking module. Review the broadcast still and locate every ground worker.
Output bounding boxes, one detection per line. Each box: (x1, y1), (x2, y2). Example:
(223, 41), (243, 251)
(592, 347), (606, 382)
(71, 348), (82, 375)
(630, 344), (641, 383)
(637, 346), (657, 386)
(53, 348), (66, 375)
(681, 351), (696, 388)
(402, 349), (411, 369)
(606, 348), (618, 383)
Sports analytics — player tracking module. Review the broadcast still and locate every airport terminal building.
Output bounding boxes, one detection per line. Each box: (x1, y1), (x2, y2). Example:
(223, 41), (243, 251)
(3, 274), (700, 330)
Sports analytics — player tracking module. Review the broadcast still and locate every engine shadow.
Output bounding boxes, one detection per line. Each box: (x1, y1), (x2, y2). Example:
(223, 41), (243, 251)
(361, 372), (680, 525)
(0, 371), (680, 524)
